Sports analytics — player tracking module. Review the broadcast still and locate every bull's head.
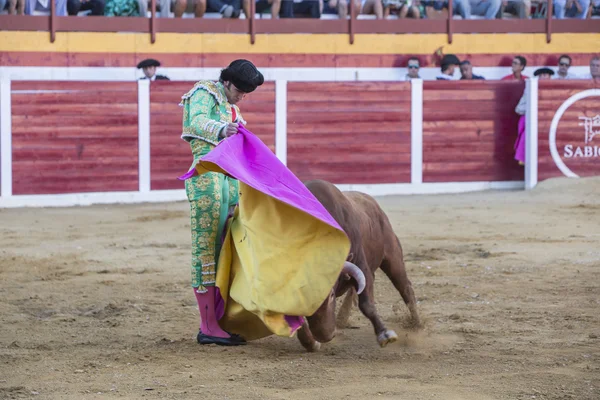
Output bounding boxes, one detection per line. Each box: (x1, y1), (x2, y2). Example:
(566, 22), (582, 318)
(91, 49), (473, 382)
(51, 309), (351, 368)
(304, 260), (366, 343)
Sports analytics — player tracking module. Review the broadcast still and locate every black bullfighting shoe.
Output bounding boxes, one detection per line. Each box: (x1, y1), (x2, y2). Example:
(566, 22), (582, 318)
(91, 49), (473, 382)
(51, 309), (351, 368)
(197, 331), (247, 346)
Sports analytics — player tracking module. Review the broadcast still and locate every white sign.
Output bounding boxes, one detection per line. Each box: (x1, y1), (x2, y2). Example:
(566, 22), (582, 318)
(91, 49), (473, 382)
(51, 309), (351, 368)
(549, 89), (600, 178)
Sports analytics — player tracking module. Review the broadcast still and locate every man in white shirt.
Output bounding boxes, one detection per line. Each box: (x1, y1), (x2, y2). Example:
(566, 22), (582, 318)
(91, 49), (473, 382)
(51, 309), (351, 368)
(553, 54), (578, 80)
(436, 54), (461, 80)
(581, 56), (600, 80)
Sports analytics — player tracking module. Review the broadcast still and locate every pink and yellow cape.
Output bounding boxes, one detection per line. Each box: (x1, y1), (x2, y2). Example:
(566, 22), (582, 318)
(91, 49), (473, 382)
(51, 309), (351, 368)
(179, 126), (350, 341)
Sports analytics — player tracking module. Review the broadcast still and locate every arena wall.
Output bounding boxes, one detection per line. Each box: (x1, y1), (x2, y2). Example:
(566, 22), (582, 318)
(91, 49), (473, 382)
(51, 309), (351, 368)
(0, 32), (598, 207)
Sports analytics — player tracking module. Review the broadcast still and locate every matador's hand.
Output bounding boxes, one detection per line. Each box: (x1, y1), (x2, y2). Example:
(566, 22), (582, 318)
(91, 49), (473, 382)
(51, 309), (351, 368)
(224, 123), (239, 138)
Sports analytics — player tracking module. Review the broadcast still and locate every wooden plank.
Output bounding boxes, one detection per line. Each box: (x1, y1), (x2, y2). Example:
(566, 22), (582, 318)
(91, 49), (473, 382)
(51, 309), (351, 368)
(288, 91), (410, 103)
(11, 89), (139, 195)
(286, 81), (411, 184)
(11, 125), (139, 139)
(12, 81), (137, 91)
(12, 115), (138, 127)
(13, 103), (138, 116)
(288, 161), (411, 184)
(538, 81), (599, 91)
(288, 112), (409, 124)
(421, 82), (523, 183)
(13, 181), (138, 196)
(288, 102), (409, 113)
(423, 91), (502, 102)
(423, 169), (524, 183)
(11, 92), (138, 105)
(289, 148), (410, 163)
(423, 81), (525, 91)
(288, 122), (411, 136)
(288, 82), (410, 93)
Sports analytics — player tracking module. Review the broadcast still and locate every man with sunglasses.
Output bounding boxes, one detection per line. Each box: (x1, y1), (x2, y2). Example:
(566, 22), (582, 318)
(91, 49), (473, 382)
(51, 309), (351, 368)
(179, 59), (264, 346)
(554, 55), (578, 80)
(404, 57), (422, 81)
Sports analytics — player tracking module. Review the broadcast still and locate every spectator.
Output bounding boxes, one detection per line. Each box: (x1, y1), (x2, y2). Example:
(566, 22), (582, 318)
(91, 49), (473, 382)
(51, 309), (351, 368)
(404, 57), (422, 81)
(67, 0), (105, 15)
(137, 58), (170, 81)
(460, 60), (485, 80)
(3, 0), (24, 13)
(589, 0), (600, 17)
(322, 0), (361, 18)
(554, 55), (578, 79)
(173, 0), (206, 17)
(502, 55), (528, 80)
(513, 67), (554, 166)
(25, 0), (67, 15)
(104, 0), (143, 15)
(501, 0), (530, 18)
(582, 55), (600, 80)
(455, 0), (501, 19)
(208, 0), (242, 17)
(383, 0), (424, 18)
(436, 54), (461, 80)
(144, 0), (183, 16)
(243, 0), (282, 18)
(423, 0), (447, 18)
(361, 0), (383, 18)
(554, 0), (590, 19)
(280, 0), (320, 18)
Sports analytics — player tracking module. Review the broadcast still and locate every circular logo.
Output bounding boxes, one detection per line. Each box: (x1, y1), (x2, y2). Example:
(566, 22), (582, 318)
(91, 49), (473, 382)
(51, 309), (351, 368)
(549, 89), (600, 178)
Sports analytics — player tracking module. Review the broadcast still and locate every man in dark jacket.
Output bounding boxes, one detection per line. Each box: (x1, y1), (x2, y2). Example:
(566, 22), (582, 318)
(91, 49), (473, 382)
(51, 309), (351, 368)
(137, 59), (170, 81)
(460, 60), (485, 80)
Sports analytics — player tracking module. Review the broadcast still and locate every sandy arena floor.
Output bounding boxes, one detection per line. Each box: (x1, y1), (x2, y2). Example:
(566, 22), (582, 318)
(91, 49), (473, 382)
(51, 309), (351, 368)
(1, 176), (599, 400)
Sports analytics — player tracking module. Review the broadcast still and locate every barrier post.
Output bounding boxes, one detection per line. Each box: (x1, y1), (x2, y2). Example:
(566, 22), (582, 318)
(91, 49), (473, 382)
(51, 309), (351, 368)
(275, 80), (288, 166)
(138, 79), (151, 193)
(525, 78), (538, 190)
(411, 79), (423, 184)
(0, 78), (12, 198)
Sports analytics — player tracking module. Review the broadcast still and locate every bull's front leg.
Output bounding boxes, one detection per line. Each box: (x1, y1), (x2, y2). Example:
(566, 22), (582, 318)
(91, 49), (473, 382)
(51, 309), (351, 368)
(358, 273), (398, 348)
(297, 319), (321, 352)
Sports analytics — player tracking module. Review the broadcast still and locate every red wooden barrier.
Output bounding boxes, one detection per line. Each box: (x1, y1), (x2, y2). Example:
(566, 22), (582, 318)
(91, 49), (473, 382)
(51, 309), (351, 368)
(11, 81), (139, 195)
(286, 82), (412, 184)
(149, 81), (276, 190)
(422, 80), (525, 183)
(537, 80), (600, 182)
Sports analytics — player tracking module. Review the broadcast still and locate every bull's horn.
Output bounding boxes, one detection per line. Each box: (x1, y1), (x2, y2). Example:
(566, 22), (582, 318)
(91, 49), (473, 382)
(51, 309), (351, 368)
(342, 261), (366, 295)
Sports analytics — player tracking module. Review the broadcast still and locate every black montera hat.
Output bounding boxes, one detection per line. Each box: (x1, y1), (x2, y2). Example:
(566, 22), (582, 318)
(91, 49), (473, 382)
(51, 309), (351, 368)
(220, 59), (264, 93)
(137, 58), (161, 69)
(534, 67), (555, 76)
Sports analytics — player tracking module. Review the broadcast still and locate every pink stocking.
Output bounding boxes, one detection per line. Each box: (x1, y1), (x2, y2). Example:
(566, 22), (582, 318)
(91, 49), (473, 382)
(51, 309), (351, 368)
(194, 287), (230, 339)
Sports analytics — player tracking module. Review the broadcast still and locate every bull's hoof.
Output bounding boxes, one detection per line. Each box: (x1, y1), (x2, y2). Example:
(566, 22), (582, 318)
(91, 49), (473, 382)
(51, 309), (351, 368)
(305, 341), (321, 352)
(377, 329), (398, 347)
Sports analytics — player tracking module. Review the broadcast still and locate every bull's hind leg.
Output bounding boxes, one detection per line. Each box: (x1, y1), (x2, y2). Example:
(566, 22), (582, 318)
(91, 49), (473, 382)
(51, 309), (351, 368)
(357, 274), (398, 347)
(336, 288), (358, 329)
(380, 240), (421, 328)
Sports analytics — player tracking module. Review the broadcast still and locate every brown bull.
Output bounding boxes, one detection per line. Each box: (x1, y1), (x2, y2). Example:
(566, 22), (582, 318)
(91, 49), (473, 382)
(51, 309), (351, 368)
(297, 179), (420, 351)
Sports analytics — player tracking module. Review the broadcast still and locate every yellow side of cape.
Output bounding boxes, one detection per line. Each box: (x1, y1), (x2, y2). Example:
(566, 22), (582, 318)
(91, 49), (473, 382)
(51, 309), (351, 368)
(196, 163), (351, 341)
